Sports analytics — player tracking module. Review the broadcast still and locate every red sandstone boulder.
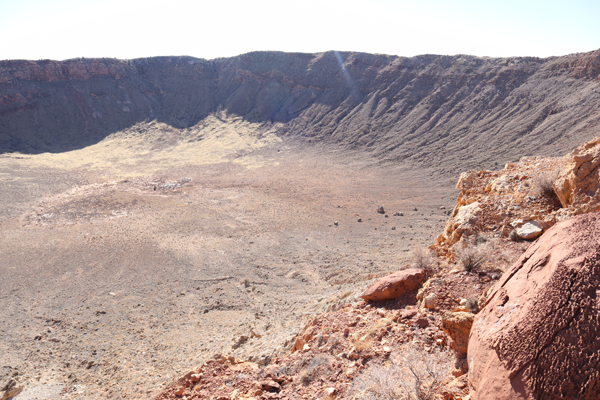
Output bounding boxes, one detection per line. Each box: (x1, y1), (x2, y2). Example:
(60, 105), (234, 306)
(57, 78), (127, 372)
(360, 268), (426, 301)
(468, 212), (600, 399)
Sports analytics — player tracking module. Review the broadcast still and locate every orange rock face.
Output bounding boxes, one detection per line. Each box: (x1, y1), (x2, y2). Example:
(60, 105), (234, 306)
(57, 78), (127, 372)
(441, 311), (474, 355)
(554, 137), (600, 214)
(468, 212), (600, 400)
(360, 268), (426, 301)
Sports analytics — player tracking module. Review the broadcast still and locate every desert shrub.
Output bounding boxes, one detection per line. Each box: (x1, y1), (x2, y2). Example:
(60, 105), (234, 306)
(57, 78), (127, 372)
(466, 298), (479, 313)
(455, 243), (490, 272)
(508, 229), (521, 242)
(410, 246), (435, 271)
(308, 354), (330, 371)
(351, 332), (374, 352)
(273, 364), (295, 378)
(299, 368), (313, 384)
(532, 171), (559, 201)
(350, 346), (454, 400)
(475, 234), (488, 245)
(299, 354), (331, 384)
(316, 333), (327, 347)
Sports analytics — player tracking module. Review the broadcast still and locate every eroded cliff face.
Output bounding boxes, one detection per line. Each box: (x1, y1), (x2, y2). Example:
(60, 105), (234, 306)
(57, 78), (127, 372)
(1, 50), (599, 175)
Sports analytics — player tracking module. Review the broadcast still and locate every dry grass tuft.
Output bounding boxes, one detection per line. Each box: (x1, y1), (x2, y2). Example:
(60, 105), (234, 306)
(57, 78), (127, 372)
(455, 242), (491, 272)
(532, 171), (559, 201)
(298, 354), (331, 385)
(466, 298), (479, 313)
(350, 346), (454, 400)
(352, 334), (373, 352)
(508, 229), (521, 242)
(410, 246), (436, 272)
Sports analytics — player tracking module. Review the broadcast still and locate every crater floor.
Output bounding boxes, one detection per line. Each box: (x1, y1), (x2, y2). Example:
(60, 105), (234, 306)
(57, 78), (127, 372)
(0, 124), (455, 399)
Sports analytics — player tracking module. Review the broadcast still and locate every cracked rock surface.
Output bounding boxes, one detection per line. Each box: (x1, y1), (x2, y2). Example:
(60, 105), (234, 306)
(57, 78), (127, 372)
(469, 212), (600, 400)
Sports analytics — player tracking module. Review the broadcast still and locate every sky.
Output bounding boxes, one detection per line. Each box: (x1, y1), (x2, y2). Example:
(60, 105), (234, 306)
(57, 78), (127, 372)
(0, 0), (598, 61)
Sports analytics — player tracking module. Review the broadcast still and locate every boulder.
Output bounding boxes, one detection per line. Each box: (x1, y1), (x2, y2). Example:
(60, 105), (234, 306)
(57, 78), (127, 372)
(554, 137), (600, 214)
(514, 220), (543, 240)
(441, 312), (475, 355)
(360, 268), (426, 302)
(259, 379), (281, 392)
(469, 212), (600, 400)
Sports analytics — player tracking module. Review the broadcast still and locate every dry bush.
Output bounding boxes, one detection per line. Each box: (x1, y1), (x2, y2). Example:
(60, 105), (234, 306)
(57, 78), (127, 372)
(299, 368), (312, 384)
(350, 346), (454, 400)
(508, 229), (521, 242)
(273, 364), (295, 378)
(532, 171), (559, 201)
(410, 246), (435, 271)
(497, 248), (520, 271)
(455, 242), (491, 272)
(308, 354), (331, 372)
(298, 354), (331, 384)
(475, 234), (488, 245)
(466, 298), (479, 313)
(351, 332), (374, 352)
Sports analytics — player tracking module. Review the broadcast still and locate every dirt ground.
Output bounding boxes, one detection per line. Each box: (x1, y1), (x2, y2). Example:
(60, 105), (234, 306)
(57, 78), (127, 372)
(0, 124), (456, 399)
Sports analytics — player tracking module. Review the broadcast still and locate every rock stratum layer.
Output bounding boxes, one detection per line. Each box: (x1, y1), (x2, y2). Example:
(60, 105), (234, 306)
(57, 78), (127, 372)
(469, 212), (600, 399)
(1, 50), (600, 176)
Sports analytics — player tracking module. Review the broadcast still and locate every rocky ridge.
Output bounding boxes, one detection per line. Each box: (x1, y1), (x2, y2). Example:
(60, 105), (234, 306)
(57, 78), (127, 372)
(2, 50), (600, 179)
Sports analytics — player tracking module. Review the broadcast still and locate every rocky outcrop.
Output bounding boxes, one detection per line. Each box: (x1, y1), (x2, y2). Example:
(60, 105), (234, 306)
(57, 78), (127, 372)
(554, 137), (600, 214)
(441, 311), (476, 378)
(360, 268), (426, 301)
(438, 201), (481, 247)
(433, 153), (572, 259)
(441, 311), (475, 356)
(468, 212), (600, 400)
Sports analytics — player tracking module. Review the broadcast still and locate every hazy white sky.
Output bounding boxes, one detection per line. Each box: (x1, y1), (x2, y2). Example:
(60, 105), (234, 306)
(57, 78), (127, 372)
(0, 0), (598, 61)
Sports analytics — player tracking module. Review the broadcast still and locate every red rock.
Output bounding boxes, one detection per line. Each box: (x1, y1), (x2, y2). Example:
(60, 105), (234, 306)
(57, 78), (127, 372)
(397, 308), (418, 320)
(469, 212), (600, 399)
(173, 387), (185, 396)
(259, 379), (281, 392)
(412, 317), (430, 328)
(360, 268), (426, 301)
